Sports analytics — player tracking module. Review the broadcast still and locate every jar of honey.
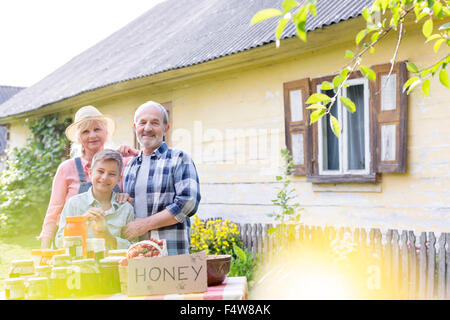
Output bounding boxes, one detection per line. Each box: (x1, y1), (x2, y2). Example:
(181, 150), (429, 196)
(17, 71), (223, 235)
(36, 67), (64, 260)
(4, 278), (25, 300)
(26, 277), (48, 300)
(9, 260), (35, 278)
(64, 216), (88, 257)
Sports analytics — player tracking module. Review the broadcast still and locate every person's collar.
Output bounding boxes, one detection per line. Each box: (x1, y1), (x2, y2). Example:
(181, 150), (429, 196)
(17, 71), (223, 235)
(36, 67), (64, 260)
(137, 142), (168, 162)
(87, 186), (119, 211)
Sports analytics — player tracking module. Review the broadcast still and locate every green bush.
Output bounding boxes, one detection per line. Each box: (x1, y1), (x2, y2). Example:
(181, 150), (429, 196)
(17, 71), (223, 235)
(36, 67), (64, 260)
(229, 244), (258, 283)
(0, 116), (71, 236)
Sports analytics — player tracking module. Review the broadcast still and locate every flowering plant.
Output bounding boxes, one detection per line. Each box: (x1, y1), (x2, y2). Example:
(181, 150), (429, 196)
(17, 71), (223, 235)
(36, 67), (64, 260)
(190, 217), (243, 256)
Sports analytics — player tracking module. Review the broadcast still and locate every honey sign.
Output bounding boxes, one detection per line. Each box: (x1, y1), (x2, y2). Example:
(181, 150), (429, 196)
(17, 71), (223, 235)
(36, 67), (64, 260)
(127, 251), (207, 296)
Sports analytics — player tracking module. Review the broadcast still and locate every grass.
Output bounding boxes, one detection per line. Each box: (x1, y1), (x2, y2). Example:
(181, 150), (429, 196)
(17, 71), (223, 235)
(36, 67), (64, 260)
(0, 232), (40, 291)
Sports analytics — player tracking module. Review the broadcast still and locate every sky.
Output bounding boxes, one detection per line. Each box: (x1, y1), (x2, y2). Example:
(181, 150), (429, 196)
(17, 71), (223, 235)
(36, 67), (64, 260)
(0, 0), (166, 87)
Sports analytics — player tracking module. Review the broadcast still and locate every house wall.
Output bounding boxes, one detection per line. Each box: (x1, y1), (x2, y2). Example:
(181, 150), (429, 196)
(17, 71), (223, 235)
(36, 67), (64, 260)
(6, 22), (450, 233)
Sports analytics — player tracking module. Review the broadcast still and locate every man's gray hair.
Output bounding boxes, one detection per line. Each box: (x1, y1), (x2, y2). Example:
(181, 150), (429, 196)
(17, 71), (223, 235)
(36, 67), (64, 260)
(134, 101), (169, 125)
(92, 149), (123, 173)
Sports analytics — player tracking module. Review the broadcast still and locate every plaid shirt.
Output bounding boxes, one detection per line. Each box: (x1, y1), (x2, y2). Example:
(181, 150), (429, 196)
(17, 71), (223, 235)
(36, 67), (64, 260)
(123, 142), (201, 255)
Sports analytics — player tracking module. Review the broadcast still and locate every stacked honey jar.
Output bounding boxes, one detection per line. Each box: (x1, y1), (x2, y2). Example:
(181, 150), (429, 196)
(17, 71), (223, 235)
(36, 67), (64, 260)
(5, 232), (127, 300)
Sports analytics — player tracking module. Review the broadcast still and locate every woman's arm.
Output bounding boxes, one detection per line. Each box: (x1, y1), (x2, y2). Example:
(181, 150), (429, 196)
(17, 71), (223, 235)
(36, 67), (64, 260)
(38, 161), (70, 248)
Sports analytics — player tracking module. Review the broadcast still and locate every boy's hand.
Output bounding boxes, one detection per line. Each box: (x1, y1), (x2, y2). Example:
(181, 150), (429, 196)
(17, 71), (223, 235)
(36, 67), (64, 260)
(83, 208), (105, 221)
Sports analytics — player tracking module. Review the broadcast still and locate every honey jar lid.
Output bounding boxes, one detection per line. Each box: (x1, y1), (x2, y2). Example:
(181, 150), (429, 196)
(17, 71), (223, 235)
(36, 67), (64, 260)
(11, 259), (34, 267)
(4, 278), (25, 285)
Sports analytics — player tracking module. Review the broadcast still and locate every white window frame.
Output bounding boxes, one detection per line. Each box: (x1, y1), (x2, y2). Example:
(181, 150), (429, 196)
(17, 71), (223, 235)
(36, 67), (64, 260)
(317, 77), (371, 176)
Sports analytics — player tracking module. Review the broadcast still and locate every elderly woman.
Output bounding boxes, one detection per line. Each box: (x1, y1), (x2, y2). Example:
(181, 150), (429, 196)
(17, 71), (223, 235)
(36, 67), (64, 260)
(38, 105), (128, 248)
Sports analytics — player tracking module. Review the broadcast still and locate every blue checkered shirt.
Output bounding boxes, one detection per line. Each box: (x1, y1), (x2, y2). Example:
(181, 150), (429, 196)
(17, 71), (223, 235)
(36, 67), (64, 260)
(123, 142), (201, 255)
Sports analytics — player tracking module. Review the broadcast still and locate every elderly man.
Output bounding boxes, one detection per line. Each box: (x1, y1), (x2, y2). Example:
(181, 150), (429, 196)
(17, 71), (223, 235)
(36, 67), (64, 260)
(120, 101), (201, 255)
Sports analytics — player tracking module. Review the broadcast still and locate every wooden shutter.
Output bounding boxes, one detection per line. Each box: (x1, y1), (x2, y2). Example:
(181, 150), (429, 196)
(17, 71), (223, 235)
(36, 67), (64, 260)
(370, 62), (408, 173)
(283, 78), (311, 175)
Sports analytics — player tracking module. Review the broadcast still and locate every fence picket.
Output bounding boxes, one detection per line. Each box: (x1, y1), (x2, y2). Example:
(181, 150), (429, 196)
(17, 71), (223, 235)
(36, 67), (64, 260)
(437, 233), (446, 300)
(446, 233), (450, 300)
(427, 232), (436, 299)
(418, 232), (427, 300)
(392, 230), (400, 294)
(408, 231), (417, 300)
(384, 230), (393, 283)
(400, 231), (409, 298)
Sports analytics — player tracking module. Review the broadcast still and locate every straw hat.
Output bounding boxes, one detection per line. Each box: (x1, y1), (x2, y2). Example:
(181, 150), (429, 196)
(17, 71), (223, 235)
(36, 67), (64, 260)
(65, 105), (116, 142)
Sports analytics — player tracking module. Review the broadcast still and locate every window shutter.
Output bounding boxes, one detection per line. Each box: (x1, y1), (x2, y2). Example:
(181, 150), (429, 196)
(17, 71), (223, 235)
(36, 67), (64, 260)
(283, 78), (311, 175)
(370, 62), (408, 173)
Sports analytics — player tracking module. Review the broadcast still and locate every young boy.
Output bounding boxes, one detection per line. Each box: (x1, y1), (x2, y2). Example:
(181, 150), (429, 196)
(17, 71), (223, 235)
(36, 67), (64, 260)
(55, 149), (135, 249)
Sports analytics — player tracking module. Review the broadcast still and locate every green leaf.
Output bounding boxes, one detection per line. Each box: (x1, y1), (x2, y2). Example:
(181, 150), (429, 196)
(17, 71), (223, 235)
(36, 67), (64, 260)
(439, 22), (450, 31)
(233, 244), (247, 262)
(371, 32), (380, 43)
(340, 96), (356, 113)
(282, 0), (299, 13)
(403, 76), (420, 92)
(321, 81), (334, 90)
(439, 69), (449, 88)
(360, 65), (376, 81)
(345, 50), (355, 59)
(332, 74), (344, 90)
(276, 18), (290, 40)
(406, 62), (419, 74)
(355, 29), (368, 45)
(295, 20), (307, 42)
(250, 8), (282, 25)
(433, 38), (445, 53)
(305, 93), (332, 104)
(425, 34), (443, 42)
(432, 61), (444, 74)
(422, 18), (433, 38)
(420, 68), (432, 77)
(422, 79), (431, 96)
(362, 8), (372, 23)
(310, 108), (326, 124)
(330, 115), (340, 138)
(308, 3), (317, 17)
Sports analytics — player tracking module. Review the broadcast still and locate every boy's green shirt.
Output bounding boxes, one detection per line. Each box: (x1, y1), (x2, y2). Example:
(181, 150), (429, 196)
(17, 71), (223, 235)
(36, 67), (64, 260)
(55, 187), (135, 250)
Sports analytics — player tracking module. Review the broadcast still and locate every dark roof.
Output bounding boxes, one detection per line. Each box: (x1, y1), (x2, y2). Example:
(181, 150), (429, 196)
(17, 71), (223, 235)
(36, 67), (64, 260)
(0, 85), (25, 105)
(0, 0), (373, 119)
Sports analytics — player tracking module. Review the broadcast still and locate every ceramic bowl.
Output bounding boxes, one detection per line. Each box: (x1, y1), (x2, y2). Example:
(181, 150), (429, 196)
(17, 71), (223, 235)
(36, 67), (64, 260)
(206, 254), (231, 286)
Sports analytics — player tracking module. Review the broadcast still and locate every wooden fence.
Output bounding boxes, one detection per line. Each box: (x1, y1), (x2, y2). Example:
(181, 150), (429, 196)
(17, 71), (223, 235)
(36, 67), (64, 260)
(203, 218), (450, 300)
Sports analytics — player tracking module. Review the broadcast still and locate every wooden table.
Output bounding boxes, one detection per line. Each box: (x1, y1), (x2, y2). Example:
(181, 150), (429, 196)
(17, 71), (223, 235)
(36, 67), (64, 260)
(1, 276), (248, 300)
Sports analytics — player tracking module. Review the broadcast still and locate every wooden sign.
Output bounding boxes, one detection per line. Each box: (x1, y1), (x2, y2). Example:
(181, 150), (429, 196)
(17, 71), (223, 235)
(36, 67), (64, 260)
(127, 251), (207, 297)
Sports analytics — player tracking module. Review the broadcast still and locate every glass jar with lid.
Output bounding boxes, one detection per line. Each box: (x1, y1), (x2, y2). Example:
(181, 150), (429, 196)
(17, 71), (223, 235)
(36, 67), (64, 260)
(4, 278), (25, 300)
(26, 277), (48, 300)
(64, 216), (88, 257)
(63, 236), (84, 260)
(35, 265), (52, 279)
(9, 259), (35, 278)
(51, 254), (72, 267)
(87, 238), (105, 263)
(50, 267), (72, 299)
(71, 258), (100, 297)
(99, 257), (122, 294)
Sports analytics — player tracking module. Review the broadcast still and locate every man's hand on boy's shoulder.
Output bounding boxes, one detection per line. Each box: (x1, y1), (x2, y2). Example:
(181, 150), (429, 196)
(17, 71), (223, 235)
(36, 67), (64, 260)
(116, 193), (134, 205)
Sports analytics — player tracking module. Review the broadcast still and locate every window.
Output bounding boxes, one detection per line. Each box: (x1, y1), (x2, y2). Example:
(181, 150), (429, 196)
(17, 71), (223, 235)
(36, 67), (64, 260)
(317, 78), (370, 176)
(0, 124), (9, 171)
(283, 62), (408, 183)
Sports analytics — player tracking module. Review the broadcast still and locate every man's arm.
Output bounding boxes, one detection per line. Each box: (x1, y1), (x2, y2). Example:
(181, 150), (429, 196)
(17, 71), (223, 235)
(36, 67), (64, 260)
(122, 209), (178, 240)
